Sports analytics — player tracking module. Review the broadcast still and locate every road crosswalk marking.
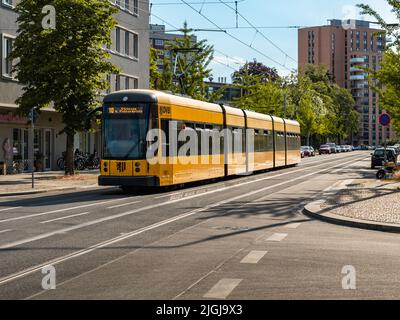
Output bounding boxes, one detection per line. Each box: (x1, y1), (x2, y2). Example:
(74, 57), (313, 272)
(204, 279), (242, 299)
(240, 251), (268, 264)
(266, 233), (288, 242)
(285, 223), (302, 229)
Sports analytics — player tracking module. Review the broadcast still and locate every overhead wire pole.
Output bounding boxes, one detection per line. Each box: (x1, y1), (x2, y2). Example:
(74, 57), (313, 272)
(179, 0), (292, 72)
(217, 0), (298, 65)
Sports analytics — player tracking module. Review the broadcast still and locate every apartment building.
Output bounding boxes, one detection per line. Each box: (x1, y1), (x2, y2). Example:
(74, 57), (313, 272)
(0, 0), (149, 172)
(298, 19), (395, 146)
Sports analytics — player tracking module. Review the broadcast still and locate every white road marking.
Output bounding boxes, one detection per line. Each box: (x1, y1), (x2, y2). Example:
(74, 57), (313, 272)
(107, 201), (141, 209)
(0, 155), (355, 225)
(204, 279), (242, 299)
(266, 233), (288, 242)
(40, 212), (91, 224)
(0, 229), (12, 234)
(0, 207), (22, 212)
(0, 156), (362, 251)
(285, 223), (302, 229)
(0, 197), (132, 224)
(153, 154), (357, 201)
(240, 251), (268, 264)
(0, 155), (366, 286)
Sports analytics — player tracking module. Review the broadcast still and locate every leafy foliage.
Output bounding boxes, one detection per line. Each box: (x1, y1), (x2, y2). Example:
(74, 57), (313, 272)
(150, 22), (214, 101)
(358, 1), (400, 136)
(10, 0), (119, 174)
(232, 59), (280, 83)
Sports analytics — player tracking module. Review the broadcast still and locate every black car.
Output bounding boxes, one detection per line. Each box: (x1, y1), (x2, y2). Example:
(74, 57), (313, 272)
(371, 148), (397, 169)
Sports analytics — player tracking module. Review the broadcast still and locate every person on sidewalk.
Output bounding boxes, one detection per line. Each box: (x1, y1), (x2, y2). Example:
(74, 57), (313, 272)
(2, 138), (12, 175)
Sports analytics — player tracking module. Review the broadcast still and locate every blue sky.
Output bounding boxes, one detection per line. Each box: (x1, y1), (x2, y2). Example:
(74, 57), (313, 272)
(150, 0), (395, 82)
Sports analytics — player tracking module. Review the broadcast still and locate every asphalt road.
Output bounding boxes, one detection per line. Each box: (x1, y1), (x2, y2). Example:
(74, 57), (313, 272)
(0, 151), (399, 300)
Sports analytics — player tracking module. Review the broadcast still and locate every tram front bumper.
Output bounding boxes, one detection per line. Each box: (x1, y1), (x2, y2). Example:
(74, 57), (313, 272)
(99, 176), (160, 187)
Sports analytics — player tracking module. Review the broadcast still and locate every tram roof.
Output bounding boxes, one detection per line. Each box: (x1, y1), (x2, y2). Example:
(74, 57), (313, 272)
(104, 90), (223, 113)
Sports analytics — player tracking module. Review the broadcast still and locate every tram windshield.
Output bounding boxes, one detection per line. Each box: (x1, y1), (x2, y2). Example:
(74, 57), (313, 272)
(103, 104), (150, 160)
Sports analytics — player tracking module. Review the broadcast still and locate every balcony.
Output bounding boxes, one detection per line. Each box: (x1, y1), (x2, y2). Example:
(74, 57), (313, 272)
(350, 57), (366, 64)
(351, 83), (369, 89)
(350, 67), (365, 73)
(350, 74), (367, 80)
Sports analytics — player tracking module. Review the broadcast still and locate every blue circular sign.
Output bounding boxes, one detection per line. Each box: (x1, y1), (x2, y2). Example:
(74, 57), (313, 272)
(379, 114), (391, 127)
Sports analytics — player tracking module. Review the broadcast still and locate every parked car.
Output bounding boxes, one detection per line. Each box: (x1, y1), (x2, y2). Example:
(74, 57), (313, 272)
(371, 148), (397, 169)
(326, 143), (337, 154)
(335, 145), (342, 153)
(388, 145), (400, 155)
(319, 144), (331, 155)
(301, 146), (315, 157)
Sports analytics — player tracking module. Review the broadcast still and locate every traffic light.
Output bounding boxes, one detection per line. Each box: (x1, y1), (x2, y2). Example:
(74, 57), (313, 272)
(28, 108), (39, 125)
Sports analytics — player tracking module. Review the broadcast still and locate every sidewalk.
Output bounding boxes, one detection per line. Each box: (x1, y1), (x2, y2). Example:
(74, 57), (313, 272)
(304, 178), (400, 232)
(0, 170), (103, 196)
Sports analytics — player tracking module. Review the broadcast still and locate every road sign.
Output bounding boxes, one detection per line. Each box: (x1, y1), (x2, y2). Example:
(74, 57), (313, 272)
(379, 113), (391, 127)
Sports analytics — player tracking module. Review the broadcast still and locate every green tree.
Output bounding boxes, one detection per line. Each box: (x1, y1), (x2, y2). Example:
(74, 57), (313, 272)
(231, 74), (284, 115)
(232, 59), (280, 84)
(358, 1), (400, 136)
(11, 0), (119, 175)
(149, 47), (174, 91)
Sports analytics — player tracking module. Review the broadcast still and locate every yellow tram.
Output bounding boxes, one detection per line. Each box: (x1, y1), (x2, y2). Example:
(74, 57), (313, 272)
(98, 90), (301, 189)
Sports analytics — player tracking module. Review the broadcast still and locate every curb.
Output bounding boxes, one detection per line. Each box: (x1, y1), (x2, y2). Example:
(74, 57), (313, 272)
(303, 200), (400, 233)
(0, 186), (100, 197)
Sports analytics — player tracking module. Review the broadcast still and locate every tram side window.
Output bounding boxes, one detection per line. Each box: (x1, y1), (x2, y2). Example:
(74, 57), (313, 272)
(275, 131), (286, 151)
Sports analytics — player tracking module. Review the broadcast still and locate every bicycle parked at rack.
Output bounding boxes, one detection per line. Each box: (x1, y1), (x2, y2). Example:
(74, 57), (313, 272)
(57, 150), (100, 171)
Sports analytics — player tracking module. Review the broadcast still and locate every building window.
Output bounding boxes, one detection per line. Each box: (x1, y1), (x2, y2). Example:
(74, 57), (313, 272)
(154, 39), (164, 47)
(106, 74), (111, 94)
(2, 34), (15, 78)
(115, 27), (121, 53)
(122, 75), (139, 89)
(125, 31), (130, 56)
(111, 0), (138, 16)
(116, 75), (121, 91)
(133, 33), (138, 59)
(125, 76), (130, 89)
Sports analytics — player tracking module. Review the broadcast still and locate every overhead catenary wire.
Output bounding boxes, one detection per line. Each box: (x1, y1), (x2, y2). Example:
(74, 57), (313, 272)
(179, 0), (293, 72)
(150, 10), (246, 71)
(217, 0), (298, 64)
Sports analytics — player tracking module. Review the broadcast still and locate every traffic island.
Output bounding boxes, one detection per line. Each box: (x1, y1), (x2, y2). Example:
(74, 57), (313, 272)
(303, 180), (400, 233)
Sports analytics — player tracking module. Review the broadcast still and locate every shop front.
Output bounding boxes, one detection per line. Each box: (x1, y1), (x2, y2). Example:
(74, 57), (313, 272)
(0, 107), (66, 173)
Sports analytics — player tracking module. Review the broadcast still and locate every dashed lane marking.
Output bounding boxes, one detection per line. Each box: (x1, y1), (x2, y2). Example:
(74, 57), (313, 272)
(240, 251), (268, 264)
(266, 233), (288, 242)
(203, 279), (242, 299)
(285, 223), (302, 229)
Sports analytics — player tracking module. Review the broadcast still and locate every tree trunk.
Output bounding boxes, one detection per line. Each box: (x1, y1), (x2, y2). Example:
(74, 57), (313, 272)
(65, 133), (75, 176)
(306, 132), (310, 146)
